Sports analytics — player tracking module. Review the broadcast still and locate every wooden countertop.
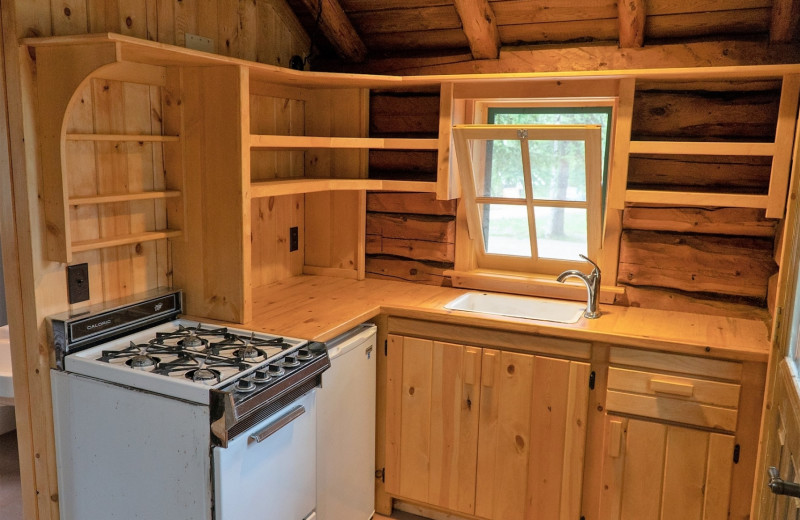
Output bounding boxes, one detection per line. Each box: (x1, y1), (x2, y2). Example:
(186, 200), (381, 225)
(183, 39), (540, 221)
(200, 275), (771, 362)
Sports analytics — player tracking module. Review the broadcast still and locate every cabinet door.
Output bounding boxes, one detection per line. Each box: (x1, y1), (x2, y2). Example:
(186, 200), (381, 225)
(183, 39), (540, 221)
(475, 349), (591, 520)
(384, 335), (482, 515)
(599, 415), (735, 520)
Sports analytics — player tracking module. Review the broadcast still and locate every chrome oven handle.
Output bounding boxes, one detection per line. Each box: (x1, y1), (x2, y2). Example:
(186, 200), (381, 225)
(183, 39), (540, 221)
(249, 405), (305, 443)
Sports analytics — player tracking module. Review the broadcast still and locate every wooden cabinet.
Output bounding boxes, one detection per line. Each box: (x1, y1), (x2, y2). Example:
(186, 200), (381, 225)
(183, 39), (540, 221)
(597, 348), (743, 520)
(599, 416), (735, 520)
(385, 334), (591, 520)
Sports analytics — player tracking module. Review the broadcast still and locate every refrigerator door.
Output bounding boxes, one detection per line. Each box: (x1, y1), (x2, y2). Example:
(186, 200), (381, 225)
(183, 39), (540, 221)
(316, 324), (377, 520)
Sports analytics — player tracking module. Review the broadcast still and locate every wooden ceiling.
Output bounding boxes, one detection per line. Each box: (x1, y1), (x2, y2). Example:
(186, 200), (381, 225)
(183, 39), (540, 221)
(284, 0), (800, 63)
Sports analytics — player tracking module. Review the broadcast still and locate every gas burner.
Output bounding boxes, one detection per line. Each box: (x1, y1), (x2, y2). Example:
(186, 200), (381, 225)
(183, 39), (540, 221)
(154, 324), (228, 350)
(180, 331), (205, 349)
(127, 354), (160, 371)
(186, 360), (221, 385)
(235, 345), (267, 363)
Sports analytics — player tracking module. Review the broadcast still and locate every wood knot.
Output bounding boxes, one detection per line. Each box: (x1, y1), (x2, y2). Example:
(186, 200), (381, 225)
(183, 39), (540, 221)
(63, 7), (71, 16)
(409, 386), (415, 396)
(507, 364), (515, 375)
(515, 435), (525, 450)
(126, 16), (133, 27)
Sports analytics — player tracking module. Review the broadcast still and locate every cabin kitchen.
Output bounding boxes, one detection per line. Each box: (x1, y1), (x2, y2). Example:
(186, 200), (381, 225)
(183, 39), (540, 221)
(1, 1), (800, 520)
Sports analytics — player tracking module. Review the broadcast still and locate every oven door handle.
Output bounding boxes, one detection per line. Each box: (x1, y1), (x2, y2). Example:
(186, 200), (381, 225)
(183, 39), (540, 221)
(249, 405), (306, 443)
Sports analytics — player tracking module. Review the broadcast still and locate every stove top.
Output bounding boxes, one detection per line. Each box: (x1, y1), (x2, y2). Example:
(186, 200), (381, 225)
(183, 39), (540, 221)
(64, 320), (309, 404)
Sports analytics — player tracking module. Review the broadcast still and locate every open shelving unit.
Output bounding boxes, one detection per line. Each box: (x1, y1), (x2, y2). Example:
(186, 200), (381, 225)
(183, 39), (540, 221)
(607, 74), (800, 218)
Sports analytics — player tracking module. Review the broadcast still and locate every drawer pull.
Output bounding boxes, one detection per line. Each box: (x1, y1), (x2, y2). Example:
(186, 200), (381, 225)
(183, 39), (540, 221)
(650, 378), (694, 397)
(768, 467), (800, 498)
(464, 349), (479, 385)
(483, 352), (496, 388)
(608, 419), (623, 458)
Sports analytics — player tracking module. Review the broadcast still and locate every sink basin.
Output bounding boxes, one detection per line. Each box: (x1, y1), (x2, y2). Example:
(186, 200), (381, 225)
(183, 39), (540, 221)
(444, 292), (586, 324)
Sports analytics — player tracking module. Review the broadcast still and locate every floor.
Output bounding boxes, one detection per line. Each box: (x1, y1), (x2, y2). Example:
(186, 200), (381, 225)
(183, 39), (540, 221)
(375, 513), (428, 520)
(0, 429), (22, 520)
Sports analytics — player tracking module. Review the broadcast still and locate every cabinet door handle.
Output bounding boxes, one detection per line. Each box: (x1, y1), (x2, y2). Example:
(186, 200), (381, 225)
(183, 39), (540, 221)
(650, 378), (694, 397)
(464, 349), (479, 385)
(608, 419), (623, 458)
(768, 467), (800, 498)
(482, 351), (496, 388)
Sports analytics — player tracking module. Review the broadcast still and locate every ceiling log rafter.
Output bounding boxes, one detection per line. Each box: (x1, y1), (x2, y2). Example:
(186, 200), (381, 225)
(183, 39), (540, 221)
(770, 0), (800, 42)
(619, 0), (646, 48)
(297, 0), (367, 62)
(453, 0), (501, 60)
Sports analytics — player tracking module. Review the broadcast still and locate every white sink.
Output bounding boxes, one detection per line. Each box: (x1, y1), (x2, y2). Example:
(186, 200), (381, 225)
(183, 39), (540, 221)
(445, 292), (586, 324)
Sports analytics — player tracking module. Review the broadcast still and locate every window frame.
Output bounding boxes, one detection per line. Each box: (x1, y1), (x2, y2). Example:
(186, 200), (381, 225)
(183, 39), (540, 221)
(453, 123), (604, 275)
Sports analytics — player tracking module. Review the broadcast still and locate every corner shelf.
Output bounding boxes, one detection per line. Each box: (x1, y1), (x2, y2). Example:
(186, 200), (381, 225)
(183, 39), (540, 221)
(249, 135), (437, 150)
(250, 178), (435, 198)
(71, 230), (183, 253)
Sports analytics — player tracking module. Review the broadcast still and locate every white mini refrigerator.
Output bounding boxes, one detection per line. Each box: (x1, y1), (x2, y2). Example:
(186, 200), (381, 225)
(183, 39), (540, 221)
(316, 323), (377, 520)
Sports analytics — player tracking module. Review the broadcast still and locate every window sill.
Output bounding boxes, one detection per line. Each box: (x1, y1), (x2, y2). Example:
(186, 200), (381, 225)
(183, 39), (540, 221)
(444, 269), (624, 304)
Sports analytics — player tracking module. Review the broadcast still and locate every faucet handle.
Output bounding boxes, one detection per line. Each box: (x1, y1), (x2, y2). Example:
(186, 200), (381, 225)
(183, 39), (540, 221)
(578, 254), (600, 275)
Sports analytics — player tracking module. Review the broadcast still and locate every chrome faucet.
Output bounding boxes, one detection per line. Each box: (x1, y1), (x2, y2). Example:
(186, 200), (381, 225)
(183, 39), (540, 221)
(556, 254), (601, 319)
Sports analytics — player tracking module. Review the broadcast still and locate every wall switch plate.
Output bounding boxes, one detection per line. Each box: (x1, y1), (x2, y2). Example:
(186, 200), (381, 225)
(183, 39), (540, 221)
(67, 263), (90, 304)
(290, 227), (299, 252)
(185, 33), (215, 53)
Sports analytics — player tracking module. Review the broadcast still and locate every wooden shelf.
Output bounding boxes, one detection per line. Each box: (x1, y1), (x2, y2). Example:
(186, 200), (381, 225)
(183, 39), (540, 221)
(250, 178), (435, 198)
(628, 140), (776, 156)
(625, 190), (769, 208)
(249, 135), (438, 150)
(71, 230), (182, 253)
(65, 133), (180, 142)
(69, 191), (181, 205)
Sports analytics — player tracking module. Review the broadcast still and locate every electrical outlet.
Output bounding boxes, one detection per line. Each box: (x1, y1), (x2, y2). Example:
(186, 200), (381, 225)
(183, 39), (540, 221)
(290, 227), (299, 252)
(67, 263), (90, 304)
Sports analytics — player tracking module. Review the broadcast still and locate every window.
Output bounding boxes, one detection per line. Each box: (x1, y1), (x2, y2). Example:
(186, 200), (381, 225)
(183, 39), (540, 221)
(452, 103), (612, 276)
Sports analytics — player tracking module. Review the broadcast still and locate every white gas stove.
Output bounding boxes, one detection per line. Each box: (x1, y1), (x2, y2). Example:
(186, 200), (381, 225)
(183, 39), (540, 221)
(48, 288), (326, 520)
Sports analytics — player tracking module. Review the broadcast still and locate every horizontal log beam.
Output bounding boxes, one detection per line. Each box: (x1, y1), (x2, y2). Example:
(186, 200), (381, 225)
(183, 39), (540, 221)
(366, 235), (455, 263)
(617, 230), (776, 298)
(366, 192), (457, 216)
(453, 0), (501, 60)
(621, 286), (768, 318)
(622, 207), (777, 237)
(341, 40), (800, 76)
(365, 256), (452, 285)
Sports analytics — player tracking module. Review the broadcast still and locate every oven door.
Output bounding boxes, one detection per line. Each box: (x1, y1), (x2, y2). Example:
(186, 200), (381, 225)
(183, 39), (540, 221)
(212, 389), (316, 520)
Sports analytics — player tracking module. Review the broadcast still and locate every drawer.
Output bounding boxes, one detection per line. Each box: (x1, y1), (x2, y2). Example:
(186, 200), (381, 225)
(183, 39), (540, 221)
(606, 367), (741, 432)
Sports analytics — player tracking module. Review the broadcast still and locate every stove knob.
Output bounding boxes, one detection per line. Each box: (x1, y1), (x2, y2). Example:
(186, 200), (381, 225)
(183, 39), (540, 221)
(285, 355), (297, 364)
(268, 364), (282, 374)
(236, 378), (255, 392)
(254, 369), (269, 380)
(299, 348), (310, 356)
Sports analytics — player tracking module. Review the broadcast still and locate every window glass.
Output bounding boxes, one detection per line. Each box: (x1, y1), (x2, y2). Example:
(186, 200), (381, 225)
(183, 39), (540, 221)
(490, 107), (612, 208)
(474, 139), (526, 199)
(481, 204), (531, 257)
(533, 207), (588, 260)
(527, 140), (586, 202)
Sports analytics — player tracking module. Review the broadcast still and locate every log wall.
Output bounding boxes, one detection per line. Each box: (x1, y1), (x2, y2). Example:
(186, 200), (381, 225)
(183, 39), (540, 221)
(365, 86), (783, 315)
(619, 84), (782, 314)
(365, 91), (455, 285)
